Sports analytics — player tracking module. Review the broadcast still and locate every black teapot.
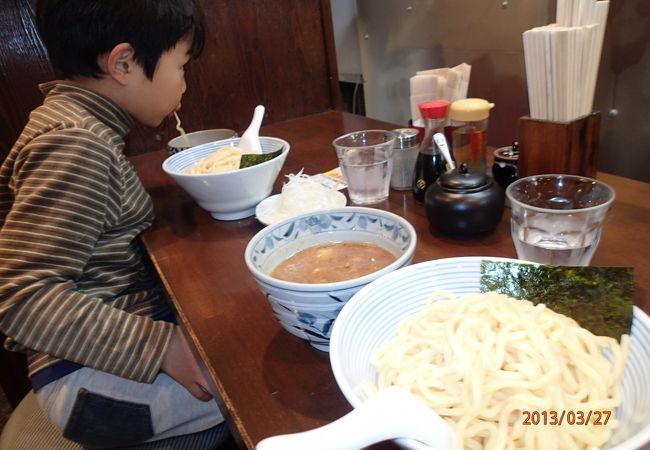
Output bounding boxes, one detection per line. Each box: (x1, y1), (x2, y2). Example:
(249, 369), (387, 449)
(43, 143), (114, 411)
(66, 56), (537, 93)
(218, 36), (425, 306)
(424, 163), (505, 235)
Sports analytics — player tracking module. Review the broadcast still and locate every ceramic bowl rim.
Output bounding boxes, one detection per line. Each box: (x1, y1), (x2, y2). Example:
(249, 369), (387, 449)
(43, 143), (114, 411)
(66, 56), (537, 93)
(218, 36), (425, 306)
(244, 206), (417, 292)
(167, 128), (237, 150)
(162, 136), (290, 178)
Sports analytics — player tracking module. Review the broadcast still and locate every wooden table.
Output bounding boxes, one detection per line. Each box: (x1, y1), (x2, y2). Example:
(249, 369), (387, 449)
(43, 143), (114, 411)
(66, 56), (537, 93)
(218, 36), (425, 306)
(130, 111), (650, 449)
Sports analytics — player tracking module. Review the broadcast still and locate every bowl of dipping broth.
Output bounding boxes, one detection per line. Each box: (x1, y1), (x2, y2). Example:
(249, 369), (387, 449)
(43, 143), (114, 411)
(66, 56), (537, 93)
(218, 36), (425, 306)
(329, 256), (650, 450)
(163, 136), (289, 221)
(244, 207), (417, 351)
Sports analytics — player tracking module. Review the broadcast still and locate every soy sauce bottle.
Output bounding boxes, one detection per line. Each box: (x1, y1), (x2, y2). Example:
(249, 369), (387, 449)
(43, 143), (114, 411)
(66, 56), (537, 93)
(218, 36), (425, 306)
(413, 100), (450, 203)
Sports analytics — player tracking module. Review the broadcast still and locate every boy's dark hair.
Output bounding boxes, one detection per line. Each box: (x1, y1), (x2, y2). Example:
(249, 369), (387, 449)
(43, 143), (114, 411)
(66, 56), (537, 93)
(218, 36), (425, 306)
(36, 0), (205, 80)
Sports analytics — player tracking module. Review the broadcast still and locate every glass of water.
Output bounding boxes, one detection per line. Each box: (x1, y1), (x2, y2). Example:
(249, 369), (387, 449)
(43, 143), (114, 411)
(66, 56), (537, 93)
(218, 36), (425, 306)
(505, 174), (615, 266)
(332, 130), (396, 205)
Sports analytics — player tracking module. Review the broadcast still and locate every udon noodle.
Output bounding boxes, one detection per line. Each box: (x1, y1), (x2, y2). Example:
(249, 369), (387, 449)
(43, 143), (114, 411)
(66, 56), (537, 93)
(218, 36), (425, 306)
(173, 112), (189, 146)
(362, 291), (629, 450)
(184, 146), (243, 174)
(173, 112), (187, 137)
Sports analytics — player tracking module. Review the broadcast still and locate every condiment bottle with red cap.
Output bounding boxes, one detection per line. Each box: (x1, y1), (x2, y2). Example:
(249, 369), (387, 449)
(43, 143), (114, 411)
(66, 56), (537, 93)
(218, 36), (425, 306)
(412, 100), (450, 203)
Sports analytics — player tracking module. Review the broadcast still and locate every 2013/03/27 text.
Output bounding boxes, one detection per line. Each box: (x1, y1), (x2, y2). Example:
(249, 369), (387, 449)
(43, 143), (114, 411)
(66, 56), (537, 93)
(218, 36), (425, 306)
(522, 410), (612, 426)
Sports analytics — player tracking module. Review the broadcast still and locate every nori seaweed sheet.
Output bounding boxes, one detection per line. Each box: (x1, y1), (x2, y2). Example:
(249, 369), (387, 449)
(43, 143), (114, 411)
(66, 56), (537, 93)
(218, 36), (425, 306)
(480, 261), (634, 339)
(239, 148), (283, 168)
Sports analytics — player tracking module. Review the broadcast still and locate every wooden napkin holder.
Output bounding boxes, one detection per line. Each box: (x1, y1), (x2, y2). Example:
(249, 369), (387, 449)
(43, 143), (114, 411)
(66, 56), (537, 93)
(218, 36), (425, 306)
(517, 111), (601, 178)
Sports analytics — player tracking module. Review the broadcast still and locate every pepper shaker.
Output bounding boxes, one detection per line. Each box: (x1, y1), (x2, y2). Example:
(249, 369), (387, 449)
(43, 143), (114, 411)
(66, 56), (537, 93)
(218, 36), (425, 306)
(389, 128), (420, 191)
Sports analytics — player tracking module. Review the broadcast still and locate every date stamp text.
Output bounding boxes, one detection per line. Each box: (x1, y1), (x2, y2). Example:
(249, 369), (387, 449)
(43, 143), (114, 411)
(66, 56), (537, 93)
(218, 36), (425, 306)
(522, 410), (612, 426)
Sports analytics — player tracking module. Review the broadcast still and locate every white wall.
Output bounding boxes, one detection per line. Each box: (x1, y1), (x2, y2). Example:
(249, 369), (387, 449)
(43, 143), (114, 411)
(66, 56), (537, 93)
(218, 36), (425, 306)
(330, 0), (363, 83)
(329, 0), (649, 181)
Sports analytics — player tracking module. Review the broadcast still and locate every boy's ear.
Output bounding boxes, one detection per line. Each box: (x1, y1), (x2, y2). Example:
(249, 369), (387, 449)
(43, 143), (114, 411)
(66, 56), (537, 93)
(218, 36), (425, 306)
(102, 43), (136, 86)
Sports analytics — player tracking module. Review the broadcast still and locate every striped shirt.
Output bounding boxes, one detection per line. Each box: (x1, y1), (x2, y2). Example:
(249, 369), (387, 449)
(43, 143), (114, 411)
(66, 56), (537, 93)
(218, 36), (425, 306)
(0, 81), (174, 385)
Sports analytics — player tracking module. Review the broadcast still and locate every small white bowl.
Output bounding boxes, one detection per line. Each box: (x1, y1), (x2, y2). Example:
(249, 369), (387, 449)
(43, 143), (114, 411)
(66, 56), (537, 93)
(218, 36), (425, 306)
(163, 136), (289, 220)
(244, 207), (417, 351)
(255, 190), (347, 226)
(330, 256), (650, 450)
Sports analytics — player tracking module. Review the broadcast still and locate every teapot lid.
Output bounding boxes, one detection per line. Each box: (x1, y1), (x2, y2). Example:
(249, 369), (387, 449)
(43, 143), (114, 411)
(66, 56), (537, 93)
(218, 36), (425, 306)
(439, 163), (492, 193)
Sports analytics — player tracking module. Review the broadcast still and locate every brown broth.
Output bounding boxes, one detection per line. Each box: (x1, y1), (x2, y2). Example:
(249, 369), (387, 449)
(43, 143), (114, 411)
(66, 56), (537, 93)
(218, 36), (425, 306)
(270, 241), (397, 284)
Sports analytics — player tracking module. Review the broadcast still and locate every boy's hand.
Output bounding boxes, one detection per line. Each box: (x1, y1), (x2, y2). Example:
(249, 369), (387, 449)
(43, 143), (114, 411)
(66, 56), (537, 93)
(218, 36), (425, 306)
(161, 326), (214, 401)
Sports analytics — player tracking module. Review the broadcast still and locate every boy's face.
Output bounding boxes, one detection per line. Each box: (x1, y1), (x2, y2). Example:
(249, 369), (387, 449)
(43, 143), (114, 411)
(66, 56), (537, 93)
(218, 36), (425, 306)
(128, 36), (193, 127)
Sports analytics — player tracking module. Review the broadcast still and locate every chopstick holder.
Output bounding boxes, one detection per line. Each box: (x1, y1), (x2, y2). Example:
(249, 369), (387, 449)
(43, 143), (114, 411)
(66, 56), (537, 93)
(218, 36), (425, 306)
(517, 111), (601, 178)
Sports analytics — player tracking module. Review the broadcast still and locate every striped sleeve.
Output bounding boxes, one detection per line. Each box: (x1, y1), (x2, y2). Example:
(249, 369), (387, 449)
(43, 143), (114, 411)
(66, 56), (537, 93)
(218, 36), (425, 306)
(0, 129), (173, 383)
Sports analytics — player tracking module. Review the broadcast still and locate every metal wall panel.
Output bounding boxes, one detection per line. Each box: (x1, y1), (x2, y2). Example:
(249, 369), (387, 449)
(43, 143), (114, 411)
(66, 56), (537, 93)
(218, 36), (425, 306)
(354, 0), (649, 181)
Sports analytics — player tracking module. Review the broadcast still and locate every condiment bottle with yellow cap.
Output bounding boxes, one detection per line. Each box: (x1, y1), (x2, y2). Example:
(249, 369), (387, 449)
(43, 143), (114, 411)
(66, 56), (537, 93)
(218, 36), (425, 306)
(448, 98), (495, 173)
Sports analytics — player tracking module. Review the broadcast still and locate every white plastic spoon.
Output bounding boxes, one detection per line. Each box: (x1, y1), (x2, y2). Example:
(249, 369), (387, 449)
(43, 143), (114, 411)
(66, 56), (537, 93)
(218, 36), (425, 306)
(433, 132), (455, 171)
(255, 386), (455, 450)
(238, 104), (265, 154)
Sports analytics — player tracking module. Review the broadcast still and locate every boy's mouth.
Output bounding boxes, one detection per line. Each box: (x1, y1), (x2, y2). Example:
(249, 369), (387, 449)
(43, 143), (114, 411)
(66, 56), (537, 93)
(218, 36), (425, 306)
(168, 104), (182, 119)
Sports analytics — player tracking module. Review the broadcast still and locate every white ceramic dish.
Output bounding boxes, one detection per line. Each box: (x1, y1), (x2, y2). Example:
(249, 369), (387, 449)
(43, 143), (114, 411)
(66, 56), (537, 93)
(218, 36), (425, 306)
(162, 136), (289, 221)
(256, 386), (454, 450)
(255, 190), (347, 226)
(245, 207), (417, 351)
(330, 256), (650, 450)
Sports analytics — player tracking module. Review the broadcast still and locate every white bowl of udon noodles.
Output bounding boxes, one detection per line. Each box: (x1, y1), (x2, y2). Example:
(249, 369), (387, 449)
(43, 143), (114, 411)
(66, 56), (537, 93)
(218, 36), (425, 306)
(329, 257), (650, 450)
(162, 136), (289, 220)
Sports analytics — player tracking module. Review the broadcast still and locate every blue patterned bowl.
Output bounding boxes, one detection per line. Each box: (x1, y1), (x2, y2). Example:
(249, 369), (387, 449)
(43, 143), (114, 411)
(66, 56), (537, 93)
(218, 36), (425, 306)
(330, 257), (650, 450)
(244, 207), (417, 351)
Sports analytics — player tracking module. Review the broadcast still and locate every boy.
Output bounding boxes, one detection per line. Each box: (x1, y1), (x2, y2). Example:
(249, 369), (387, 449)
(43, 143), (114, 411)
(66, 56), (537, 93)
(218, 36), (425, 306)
(0, 0), (227, 447)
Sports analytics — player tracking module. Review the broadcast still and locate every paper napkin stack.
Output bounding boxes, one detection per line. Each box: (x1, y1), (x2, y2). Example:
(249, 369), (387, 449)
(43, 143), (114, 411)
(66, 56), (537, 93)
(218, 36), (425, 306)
(409, 63), (471, 127)
(523, 0), (609, 122)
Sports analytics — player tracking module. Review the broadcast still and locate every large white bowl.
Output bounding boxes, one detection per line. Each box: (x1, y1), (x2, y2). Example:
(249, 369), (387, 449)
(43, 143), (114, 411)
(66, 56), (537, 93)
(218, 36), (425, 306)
(162, 136), (289, 220)
(330, 257), (650, 450)
(245, 207), (417, 351)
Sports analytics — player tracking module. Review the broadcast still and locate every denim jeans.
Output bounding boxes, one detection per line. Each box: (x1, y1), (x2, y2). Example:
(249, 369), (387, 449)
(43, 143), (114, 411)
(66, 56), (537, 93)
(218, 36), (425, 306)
(35, 367), (224, 448)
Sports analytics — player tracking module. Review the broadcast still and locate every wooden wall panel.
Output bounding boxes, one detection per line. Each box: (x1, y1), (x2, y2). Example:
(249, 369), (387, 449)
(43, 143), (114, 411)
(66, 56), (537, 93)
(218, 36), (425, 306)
(0, 0), (342, 160)
(0, 0), (53, 162)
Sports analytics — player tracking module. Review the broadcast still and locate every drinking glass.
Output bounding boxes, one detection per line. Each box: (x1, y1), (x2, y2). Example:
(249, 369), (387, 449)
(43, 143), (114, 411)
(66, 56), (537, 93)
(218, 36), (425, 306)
(505, 174), (615, 266)
(332, 130), (396, 205)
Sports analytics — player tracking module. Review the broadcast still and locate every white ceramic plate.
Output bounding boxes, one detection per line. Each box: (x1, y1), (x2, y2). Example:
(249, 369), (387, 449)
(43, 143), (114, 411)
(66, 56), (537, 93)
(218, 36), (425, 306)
(330, 257), (650, 450)
(255, 190), (347, 226)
